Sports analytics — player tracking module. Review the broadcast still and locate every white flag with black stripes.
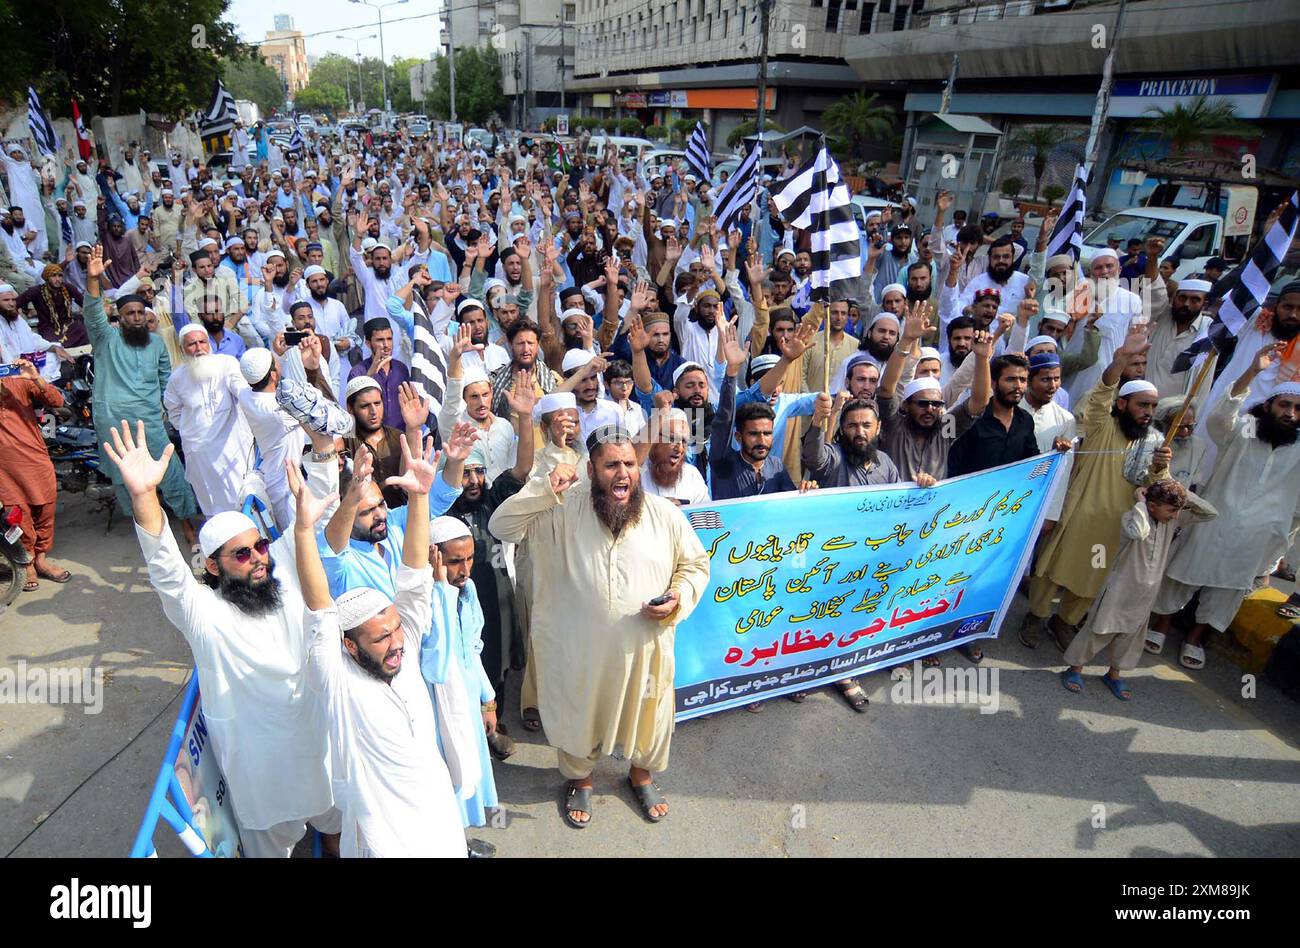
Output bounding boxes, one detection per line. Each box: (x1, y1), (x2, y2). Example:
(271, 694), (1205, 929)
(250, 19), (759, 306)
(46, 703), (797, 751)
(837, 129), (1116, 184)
(684, 121), (711, 185)
(1045, 163), (1089, 262)
(713, 140), (761, 234)
(768, 145), (862, 301)
(27, 87), (59, 156)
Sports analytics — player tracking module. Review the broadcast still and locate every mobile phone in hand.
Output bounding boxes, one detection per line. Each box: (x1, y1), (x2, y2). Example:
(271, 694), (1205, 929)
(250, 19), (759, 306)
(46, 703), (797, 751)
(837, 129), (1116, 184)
(0, 363), (23, 378)
(283, 330), (309, 346)
(648, 592), (673, 607)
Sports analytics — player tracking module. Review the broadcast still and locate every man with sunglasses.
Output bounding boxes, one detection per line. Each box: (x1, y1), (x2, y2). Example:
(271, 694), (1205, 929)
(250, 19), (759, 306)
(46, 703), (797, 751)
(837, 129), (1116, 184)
(108, 417), (344, 858)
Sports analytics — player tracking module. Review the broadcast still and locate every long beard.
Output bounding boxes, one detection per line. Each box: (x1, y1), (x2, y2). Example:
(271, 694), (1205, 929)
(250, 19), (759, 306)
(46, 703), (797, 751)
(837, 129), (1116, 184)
(841, 436), (878, 469)
(373, 265), (392, 280)
(121, 323), (151, 348)
(1250, 403), (1299, 448)
(352, 642), (401, 682)
(311, 287), (329, 301)
(272, 272), (291, 288)
(1115, 410), (1150, 441)
(1272, 319), (1300, 342)
(988, 263), (1014, 284)
(863, 338), (895, 362)
(907, 285), (931, 302)
(591, 480), (644, 536)
(187, 354), (224, 384)
(217, 565), (283, 617)
(949, 349), (969, 367)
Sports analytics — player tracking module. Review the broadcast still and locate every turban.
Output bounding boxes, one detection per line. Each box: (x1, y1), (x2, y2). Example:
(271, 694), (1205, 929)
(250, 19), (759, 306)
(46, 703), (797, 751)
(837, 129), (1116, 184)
(430, 516), (472, 545)
(198, 511), (259, 559)
(335, 587), (393, 632)
(42, 263), (64, 281)
(901, 376), (943, 402)
(1117, 380), (1157, 399)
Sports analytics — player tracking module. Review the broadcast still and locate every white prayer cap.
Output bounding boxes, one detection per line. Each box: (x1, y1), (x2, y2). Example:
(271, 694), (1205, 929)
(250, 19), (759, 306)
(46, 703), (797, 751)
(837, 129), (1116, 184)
(879, 283), (906, 301)
(429, 516), (472, 546)
(659, 218), (677, 230)
(361, 237), (379, 252)
(868, 311), (901, 329)
(509, 212), (527, 224)
(198, 511), (259, 559)
(223, 236), (244, 250)
(461, 366), (490, 388)
(74, 240), (91, 250)
(264, 249), (285, 261)
(239, 348), (273, 385)
(1026, 334), (1058, 351)
(335, 586), (393, 632)
(345, 376), (381, 401)
(178, 323), (207, 341)
(1177, 279), (1213, 294)
(684, 173), (697, 183)
(457, 298), (485, 315)
(901, 376), (943, 402)
(1268, 381), (1300, 401)
(562, 348), (594, 373)
(1090, 248), (1119, 263)
(161, 188), (173, 197)
(672, 361), (708, 386)
(749, 353), (781, 375)
(302, 264), (326, 279)
(0, 283), (15, 295)
(776, 248), (795, 260)
(533, 390), (577, 422)
(917, 346), (942, 362)
(559, 307), (588, 324)
(197, 237), (219, 249)
(1038, 308), (1070, 326)
(72, 200), (86, 209)
(865, 210), (882, 221)
(1117, 380), (1158, 399)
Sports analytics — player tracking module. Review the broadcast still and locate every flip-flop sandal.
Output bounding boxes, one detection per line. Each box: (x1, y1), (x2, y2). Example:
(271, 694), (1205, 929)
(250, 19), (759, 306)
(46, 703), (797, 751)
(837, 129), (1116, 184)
(1102, 674), (1132, 701)
(1144, 630), (1166, 654)
(521, 708), (542, 732)
(744, 701), (765, 713)
(1180, 643), (1206, 670)
(961, 643), (984, 664)
(921, 655), (942, 667)
(1277, 604), (1300, 620)
(35, 567), (71, 584)
(628, 778), (668, 823)
(1060, 669), (1085, 694)
(564, 785), (593, 829)
(1272, 564), (1296, 582)
(836, 680), (870, 713)
(22, 579), (39, 592)
(786, 691), (808, 703)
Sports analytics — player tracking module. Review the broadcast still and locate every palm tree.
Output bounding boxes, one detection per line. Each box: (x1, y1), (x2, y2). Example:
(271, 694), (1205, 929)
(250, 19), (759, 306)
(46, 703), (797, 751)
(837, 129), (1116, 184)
(1007, 125), (1085, 200)
(1134, 95), (1259, 158)
(822, 92), (895, 160)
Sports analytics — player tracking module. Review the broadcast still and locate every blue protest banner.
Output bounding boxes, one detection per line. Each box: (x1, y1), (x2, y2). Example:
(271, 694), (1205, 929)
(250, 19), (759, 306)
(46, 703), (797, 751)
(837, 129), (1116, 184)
(673, 452), (1064, 719)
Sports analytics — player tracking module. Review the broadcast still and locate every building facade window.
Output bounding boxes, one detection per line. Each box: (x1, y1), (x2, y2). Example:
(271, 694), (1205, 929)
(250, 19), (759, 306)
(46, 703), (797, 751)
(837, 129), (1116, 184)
(860, 2), (875, 31)
(826, 0), (841, 29)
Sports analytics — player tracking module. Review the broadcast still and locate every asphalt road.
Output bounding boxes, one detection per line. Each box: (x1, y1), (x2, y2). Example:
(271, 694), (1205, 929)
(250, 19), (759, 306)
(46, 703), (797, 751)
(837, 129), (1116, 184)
(3, 490), (1298, 858)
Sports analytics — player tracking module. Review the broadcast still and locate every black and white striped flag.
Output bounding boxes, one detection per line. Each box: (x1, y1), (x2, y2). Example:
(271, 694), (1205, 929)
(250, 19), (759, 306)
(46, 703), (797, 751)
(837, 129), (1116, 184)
(27, 87), (59, 156)
(288, 126), (305, 155)
(199, 79), (237, 158)
(1173, 190), (1299, 373)
(409, 299), (449, 419)
(713, 140), (761, 233)
(768, 144), (862, 301)
(684, 121), (711, 185)
(1045, 163), (1088, 262)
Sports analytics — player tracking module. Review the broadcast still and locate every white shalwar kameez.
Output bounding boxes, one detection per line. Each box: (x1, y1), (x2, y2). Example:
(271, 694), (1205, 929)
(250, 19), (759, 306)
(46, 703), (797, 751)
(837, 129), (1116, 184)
(1064, 283), (1142, 407)
(306, 563), (467, 858)
(133, 457), (340, 857)
(163, 354), (255, 516)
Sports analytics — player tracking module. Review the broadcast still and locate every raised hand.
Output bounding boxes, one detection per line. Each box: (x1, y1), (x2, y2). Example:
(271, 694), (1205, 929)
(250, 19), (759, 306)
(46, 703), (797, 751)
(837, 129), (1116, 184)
(445, 421), (478, 461)
(721, 318), (750, 373)
(625, 312), (650, 353)
(971, 328), (994, 360)
(992, 312), (1014, 339)
(285, 456), (337, 529)
(102, 420), (173, 498)
(504, 371), (539, 417)
(811, 391), (834, 425)
(630, 279), (654, 313)
(298, 334), (323, 371)
(665, 235), (681, 263)
(1118, 322), (1151, 358)
(548, 462), (579, 495)
(902, 299), (932, 342)
(88, 244), (110, 280)
(385, 433), (439, 495)
(398, 381), (429, 430)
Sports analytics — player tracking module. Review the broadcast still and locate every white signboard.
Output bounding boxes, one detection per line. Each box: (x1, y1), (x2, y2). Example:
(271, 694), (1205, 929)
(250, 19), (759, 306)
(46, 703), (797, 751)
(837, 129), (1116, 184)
(556, 114), (569, 136)
(1224, 186), (1258, 238)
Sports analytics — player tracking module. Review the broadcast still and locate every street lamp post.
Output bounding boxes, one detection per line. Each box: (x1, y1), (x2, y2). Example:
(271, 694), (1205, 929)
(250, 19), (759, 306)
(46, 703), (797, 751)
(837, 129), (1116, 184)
(350, 0), (408, 114)
(337, 34), (377, 112)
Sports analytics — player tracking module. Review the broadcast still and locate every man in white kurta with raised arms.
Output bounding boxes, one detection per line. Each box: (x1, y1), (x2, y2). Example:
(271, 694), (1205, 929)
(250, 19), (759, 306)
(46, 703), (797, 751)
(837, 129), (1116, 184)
(489, 425), (710, 828)
(293, 432), (468, 858)
(164, 324), (254, 515)
(106, 418), (342, 858)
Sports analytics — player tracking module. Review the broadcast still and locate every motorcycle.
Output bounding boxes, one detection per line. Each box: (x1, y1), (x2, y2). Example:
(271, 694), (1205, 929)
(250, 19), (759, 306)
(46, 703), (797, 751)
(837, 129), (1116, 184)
(0, 505), (32, 616)
(41, 353), (118, 525)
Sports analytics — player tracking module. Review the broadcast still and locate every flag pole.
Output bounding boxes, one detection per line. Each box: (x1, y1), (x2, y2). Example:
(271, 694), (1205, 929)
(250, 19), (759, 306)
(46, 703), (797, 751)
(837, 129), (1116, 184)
(819, 136), (832, 435)
(1162, 351), (1216, 450)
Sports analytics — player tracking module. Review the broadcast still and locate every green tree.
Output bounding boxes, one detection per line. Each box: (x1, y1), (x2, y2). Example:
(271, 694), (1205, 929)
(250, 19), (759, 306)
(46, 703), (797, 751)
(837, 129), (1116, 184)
(821, 92), (894, 160)
(1006, 125), (1085, 199)
(387, 57), (423, 113)
(295, 83), (347, 115)
(1134, 95), (1259, 158)
(428, 48), (505, 125)
(3, 0), (244, 118)
(224, 56), (285, 115)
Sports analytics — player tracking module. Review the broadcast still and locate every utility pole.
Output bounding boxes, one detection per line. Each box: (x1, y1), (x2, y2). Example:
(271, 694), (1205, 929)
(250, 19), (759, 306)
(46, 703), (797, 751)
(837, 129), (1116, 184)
(524, 29), (532, 131)
(939, 53), (959, 115)
(447, 0), (457, 122)
(755, 0), (773, 136)
(1085, 0), (1128, 171)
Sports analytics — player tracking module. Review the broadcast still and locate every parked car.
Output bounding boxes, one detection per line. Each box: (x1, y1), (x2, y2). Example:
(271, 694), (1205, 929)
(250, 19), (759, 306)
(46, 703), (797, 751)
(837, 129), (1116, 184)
(1082, 207), (1225, 280)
